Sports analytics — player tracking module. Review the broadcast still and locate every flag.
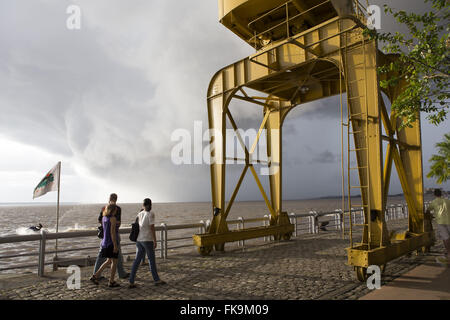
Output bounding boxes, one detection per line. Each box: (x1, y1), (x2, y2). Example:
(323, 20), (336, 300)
(33, 162), (61, 199)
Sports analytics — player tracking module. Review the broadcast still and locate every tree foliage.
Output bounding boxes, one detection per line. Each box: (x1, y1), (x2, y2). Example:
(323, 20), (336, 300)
(427, 133), (450, 184)
(366, 0), (449, 127)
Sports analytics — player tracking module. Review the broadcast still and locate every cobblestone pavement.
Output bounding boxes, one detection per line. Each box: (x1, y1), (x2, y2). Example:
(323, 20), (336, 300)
(0, 219), (445, 300)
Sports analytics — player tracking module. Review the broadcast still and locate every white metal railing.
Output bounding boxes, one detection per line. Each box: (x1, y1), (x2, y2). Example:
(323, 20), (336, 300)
(0, 202), (426, 276)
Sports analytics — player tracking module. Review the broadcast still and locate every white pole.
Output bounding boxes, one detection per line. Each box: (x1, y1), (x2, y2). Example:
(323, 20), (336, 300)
(55, 161), (61, 262)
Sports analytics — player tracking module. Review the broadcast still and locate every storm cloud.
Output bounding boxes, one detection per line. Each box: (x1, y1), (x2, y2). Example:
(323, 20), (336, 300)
(0, 0), (447, 203)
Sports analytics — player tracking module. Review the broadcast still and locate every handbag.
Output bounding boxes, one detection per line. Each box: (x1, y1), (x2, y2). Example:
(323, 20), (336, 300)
(97, 225), (104, 239)
(129, 216), (140, 242)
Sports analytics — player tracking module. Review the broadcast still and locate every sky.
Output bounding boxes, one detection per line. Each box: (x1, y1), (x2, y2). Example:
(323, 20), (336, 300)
(0, 0), (448, 204)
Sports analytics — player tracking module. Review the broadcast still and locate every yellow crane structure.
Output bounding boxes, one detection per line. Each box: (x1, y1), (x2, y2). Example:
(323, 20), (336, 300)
(193, 0), (434, 281)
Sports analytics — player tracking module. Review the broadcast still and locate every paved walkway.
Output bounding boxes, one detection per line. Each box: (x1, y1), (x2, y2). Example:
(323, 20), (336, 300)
(360, 256), (450, 300)
(0, 226), (447, 300)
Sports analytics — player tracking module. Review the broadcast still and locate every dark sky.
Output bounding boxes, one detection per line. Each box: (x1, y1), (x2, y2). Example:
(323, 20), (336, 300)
(0, 0), (447, 203)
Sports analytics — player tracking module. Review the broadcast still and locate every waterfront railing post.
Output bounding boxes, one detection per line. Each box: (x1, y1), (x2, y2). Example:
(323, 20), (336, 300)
(160, 223), (168, 259)
(314, 213), (319, 234)
(38, 229), (47, 277)
(263, 215), (269, 242)
(236, 219), (240, 246)
(334, 213), (339, 231)
(308, 211), (317, 234)
(164, 224), (168, 259)
(199, 220), (205, 234)
(160, 223), (165, 259)
(334, 209), (342, 231)
(238, 217), (244, 247)
(308, 216), (313, 234)
(289, 213), (298, 237)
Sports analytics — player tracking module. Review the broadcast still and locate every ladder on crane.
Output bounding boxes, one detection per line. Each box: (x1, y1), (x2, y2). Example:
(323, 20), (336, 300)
(341, 25), (372, 251)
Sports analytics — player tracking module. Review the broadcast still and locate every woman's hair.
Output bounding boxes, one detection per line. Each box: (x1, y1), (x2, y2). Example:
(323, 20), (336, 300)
(102, 204), (117, 217)
(143, 198), (152, 211)
(109, 193), (118, 202)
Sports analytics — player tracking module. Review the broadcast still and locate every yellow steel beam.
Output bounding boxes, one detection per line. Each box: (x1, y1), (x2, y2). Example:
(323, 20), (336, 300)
(392, 147), (420, 227)
(381, 136), (421, 150)
(233, 94), (272, 108)
(378, 55), (425, 234)
(226, 108), (250, 160)
(380, 97), (396, 208)
(206, 90), (228, 237)
(396, 119), (425, 233)
(344, 38), (384, 248)
(193, 224), (295, 248)
(230, 11), (255, 39)
(382, 144), (395, 207)
(225, 165), (249, 216)
(347, 232), (433, 267)
(292, 0), (320, 26)
(265, 101), (285, 218)
(249, 110), (271, 154)
(249, 164), (277, 218)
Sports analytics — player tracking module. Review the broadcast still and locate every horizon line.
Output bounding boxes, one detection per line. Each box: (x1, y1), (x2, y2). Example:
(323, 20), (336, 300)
(0, 192), (438, 206)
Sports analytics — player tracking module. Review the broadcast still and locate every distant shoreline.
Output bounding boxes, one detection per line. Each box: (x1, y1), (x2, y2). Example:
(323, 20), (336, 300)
(0, 193), (420, 207)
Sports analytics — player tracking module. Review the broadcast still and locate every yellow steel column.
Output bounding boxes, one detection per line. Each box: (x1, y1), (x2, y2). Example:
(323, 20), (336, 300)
(206, 78), (232, 250)
(265, 105), (283, 225)
(395, 115), (424, 234)
(379, 69), (425, 234)
(344, 38), (384, 248)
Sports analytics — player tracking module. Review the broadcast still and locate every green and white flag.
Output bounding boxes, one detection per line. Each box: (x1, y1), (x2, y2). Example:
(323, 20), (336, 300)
(33, 162), (61, 199)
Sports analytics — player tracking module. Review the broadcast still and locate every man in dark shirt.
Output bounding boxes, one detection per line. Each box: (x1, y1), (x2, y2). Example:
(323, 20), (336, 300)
(92, 193), (129, 279)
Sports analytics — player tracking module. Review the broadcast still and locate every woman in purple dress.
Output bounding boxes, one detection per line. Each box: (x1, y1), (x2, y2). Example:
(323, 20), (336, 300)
(89, 204), (120, 287)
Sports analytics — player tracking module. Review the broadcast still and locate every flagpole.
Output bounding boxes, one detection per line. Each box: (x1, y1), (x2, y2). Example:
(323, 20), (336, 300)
(54, 161), (61, 269)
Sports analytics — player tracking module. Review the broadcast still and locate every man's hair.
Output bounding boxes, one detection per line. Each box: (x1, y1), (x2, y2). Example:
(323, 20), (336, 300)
(109, 193), (118, 202)
(434, 189), (442, 197)
(143, 198), (152, 209)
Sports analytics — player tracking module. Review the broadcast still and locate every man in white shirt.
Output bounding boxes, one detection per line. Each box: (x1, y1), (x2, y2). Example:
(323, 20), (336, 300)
(129, 198), (166, 288)
(426, 189), (450, 266)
